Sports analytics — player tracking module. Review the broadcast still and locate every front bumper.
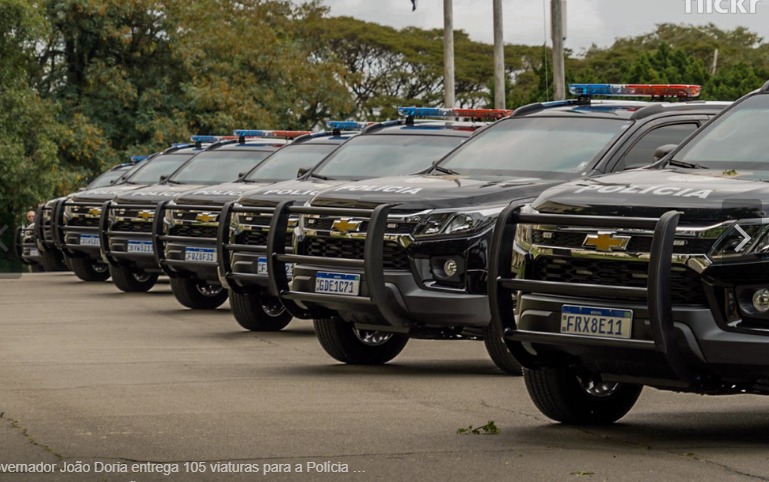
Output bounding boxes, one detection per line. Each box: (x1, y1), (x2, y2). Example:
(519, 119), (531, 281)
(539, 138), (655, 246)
(265, 201), (490, 333)
(488, 207), (769, 392)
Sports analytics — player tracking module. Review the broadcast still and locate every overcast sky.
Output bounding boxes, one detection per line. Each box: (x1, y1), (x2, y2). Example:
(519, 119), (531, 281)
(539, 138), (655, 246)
(305, 0), (769, 52)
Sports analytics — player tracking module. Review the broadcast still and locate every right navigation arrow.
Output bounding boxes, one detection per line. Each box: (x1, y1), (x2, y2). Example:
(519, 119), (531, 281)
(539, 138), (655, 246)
(734, 224), (752, 252)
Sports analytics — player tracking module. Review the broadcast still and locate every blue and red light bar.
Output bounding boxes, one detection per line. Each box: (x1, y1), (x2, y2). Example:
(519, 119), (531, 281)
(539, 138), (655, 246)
(233, 129), (312, 139)
(568, 84), (702, 98)
(397, 107), (512, 119)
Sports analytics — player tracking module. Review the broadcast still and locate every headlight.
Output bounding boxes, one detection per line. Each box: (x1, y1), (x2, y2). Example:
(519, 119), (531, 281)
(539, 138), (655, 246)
(709, 219), (769, 259)
(414, 206), (504, 237)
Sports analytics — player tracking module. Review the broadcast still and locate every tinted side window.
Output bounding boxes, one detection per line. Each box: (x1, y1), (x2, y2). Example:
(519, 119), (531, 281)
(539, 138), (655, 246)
(616, 123), (698, 170)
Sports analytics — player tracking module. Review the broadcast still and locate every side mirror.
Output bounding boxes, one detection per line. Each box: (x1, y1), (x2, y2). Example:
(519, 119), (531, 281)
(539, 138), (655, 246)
(297, 167), (310, 178)
(159, 175), (169, 183)
(654, 144), (678, 161)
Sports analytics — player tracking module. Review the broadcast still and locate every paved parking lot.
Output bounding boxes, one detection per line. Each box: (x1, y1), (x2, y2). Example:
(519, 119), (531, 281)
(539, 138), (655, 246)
(2, 273), (769, 481)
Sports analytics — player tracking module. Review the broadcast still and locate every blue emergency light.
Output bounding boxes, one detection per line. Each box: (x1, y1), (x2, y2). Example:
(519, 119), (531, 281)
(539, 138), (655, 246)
(325, 121), (370, 131)
(190, 135), (222, 144)
(233, 129), (312, 139)
(130, 155), (149, 163)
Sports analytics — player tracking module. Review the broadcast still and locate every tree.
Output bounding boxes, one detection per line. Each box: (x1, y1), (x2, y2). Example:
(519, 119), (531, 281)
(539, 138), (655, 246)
(0, 0), (62, 270)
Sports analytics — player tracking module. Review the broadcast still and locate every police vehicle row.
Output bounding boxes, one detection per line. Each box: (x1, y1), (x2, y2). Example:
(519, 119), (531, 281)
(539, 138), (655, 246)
(98, 131), (306, 298)
(262, 86), (729, 374)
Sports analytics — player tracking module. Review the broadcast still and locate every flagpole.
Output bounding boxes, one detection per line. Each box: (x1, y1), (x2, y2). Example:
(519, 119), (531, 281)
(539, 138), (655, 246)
(443, 0), (455, 107)
(493, 0), (505, 109)
(551, 0), (566, 100)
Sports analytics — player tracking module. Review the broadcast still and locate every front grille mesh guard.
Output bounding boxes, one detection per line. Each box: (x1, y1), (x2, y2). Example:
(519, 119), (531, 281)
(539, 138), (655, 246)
(488, 206), (697, 383)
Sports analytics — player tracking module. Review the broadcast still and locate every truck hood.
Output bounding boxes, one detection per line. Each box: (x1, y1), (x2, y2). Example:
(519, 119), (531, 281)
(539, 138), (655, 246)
(113, 184), (207, 204)
(237, 179), (347, 208)
(172, 182), (273, 206)
(68, 184), (147, 203)
(311, 175), (563, 211)
(532, 169), (769, 223)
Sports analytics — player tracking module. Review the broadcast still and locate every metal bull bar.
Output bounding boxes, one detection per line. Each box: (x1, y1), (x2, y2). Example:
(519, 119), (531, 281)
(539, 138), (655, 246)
(51, 198), (70, 253)
(216, 201), (282, 294)
(54, 199), (106, 255)
(35, 203), (55, 252)
(487, 205), (696, 383)
(98, 200), (158, 265)
(265, 200), (409, 329)
(151, 201), (224, 277)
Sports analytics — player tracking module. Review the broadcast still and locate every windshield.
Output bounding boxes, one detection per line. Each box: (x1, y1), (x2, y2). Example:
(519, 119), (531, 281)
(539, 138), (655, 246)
(87, 169), (127, 189)
(312, 134), (464, 180)
(169, 149), (274, 185)
(674, 95), (769, 170)
(245, 143), (339, 182)
(437, 117), (631, 178)
(126, 153), (194, 185)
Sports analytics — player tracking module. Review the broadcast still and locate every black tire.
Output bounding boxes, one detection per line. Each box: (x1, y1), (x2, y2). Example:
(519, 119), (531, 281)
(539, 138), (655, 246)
(483, 320), (523, 375)
(109, 264), (159, 292)
(40, 249), (68, 272)
(313, 317), (409, 365)
(523, 366), (642, 425)
(69, 256), (110, 282)
(230, 290), (292, 331)
(170, 276), (228, 310)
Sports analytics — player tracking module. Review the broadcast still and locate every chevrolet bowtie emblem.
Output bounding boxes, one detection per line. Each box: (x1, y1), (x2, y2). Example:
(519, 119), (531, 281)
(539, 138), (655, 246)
(583, 232), (631, 252)
(332, 218), (362, 233)
(87, 207), (102, 217)
(137, 210), (154, 220)
(195, 212), (217, 223)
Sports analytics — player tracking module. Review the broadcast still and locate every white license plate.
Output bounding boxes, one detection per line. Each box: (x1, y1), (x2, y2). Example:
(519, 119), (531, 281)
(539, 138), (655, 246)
(560, 305), (632, 339)
(314, 272), (360, 296)
(185, 247), (217, 263)
(79, 234), (100, 246)
(127, 240), (154, 253)
(29, 248), (39, 257)
(257, 256), (293, 277)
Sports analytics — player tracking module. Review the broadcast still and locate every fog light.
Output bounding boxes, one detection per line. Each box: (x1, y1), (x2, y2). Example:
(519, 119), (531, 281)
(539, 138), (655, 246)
(444, 259), (458, 277)
(753, 289), (769, 313)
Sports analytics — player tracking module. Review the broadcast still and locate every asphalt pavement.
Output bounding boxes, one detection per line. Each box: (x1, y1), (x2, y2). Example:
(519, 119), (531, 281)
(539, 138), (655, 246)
(2, 272), (769, 481)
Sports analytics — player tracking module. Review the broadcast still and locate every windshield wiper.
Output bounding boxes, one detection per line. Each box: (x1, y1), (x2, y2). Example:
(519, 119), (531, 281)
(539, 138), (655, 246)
(166, 179), (185, 185)
(431, 161), (460, 175)
(310, 172), (331, 181)
(667, 159), (708, 169)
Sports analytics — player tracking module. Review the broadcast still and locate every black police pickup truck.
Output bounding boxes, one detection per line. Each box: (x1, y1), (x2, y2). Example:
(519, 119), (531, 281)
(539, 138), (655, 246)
(55, 144), (206, 282)
(100, 134), (288, 296)
(153, 129), (346, 310)
(266, 89), (729, 374)
(490, 81), (769, 423)
(219, 113), (497, 332)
